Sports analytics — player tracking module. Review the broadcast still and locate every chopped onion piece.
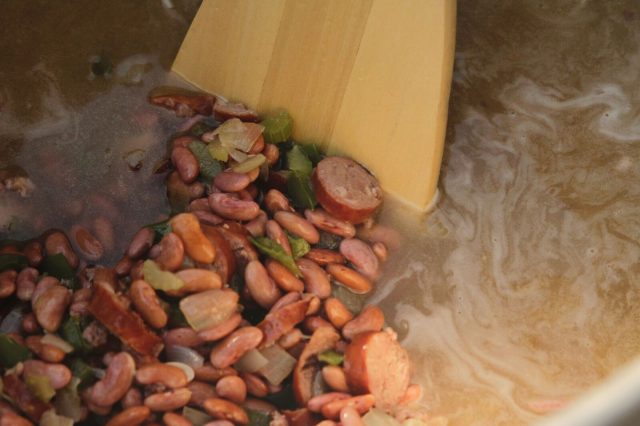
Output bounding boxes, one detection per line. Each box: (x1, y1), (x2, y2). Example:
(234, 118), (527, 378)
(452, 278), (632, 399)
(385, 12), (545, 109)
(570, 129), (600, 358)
(232, 154), (266, 174)
(0, 307), (23, 334)
(167, 362), (195, 382)
(165, 345), (204, 369)
(215, 118), (264, 153)
(42, 333), (74, 354)
(363, 408), (402, 426)
(234, 348), (268, 373)
(258, 345), (296, 386)
(40, 410), (74, 426)
(182, 406), (213, 426)
(55, 377), (84, 422)
(228, 148), (249, 163)
(179, 289), (239, 332)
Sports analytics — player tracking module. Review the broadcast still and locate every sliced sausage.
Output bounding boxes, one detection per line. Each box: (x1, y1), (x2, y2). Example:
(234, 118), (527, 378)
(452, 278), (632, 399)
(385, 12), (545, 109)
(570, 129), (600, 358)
(343, 331), (410, 409)
(311, 157), (383, 224)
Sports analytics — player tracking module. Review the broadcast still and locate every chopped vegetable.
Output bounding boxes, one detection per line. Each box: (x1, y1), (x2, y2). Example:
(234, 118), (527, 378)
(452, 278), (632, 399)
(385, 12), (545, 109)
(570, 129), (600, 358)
(287, 171), (317, 210)
(317, 350), (344, 366)
(189, 140), (223, 180)
(300, 143), (323, 165)
(287, 233), (310, 259)
(258, 345), (297, 385)
(0, 253), (28, 272)
(179, 289), (238, 332)
(362, 408), (402, 426)
(69, 359), (96, 389)
(401, 419), (430, 426)
(246, 408), (272, 426)
(331, 284), (366, 313)
(142, 260), (185, 292)
(165, 346), (204, 369)
(61, 317), (92, 353)
(167, 303), (190, 328)
(234, 348), (268, 373)
(40, 409), (74, 426)
(213, 118), (264, 152)
(54, 378), (84, 422)
(208, 140), (229, 162)
(41, 334), (74, 354)
(0, 306), (25, 333)
(260, 110), (293, 144)
(40, 253), (75, 280)
(146, 220), (172, 244)
(286, 144), (312, 176)
(249, 236), (301, 277)
(182, 406), (213, 426)
(232, 154), (266, 174)
(25, 374), (55, 403)
(2, 374), (52, 422)
(0, 333), (32, 368)
(167, 362), (195, 382)
(190, 119), (219, 137)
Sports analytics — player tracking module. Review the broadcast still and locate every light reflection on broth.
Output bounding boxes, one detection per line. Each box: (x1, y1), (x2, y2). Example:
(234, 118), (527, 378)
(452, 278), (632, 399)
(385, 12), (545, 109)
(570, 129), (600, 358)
(1, 1), (639, 425)
(372, 1), (640, 425)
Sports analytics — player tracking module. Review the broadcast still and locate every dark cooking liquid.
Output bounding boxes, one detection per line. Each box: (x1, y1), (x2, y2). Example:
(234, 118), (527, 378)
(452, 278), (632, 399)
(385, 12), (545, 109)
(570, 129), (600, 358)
(2, 1), (640, 425)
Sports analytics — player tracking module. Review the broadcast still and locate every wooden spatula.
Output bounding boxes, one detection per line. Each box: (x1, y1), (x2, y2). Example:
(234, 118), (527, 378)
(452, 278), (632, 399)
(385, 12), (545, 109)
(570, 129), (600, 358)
(172, 0), (456, 211)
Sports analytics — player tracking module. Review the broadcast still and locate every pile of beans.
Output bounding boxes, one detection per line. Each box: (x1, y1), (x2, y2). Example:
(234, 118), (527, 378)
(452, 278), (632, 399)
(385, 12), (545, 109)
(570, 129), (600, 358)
(0, 90), (421, 426)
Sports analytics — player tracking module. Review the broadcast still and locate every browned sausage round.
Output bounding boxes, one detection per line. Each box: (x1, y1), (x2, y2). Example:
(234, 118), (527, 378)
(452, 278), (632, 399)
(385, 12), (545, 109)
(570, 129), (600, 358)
(311, 157), (383, 224)
(343, 331), (410, 410)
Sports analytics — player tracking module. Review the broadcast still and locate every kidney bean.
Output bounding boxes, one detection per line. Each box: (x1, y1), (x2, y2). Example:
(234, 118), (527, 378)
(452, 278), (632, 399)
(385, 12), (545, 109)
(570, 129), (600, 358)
(21, 313), (40, 334)
(31, 276), (58, 304)
(127, 227), (155, 259)
(308, 392), (351, 413)
(71, 224), (104, 261)
(163, 412), (193, 426)
(130, 260), (145, 280)
(246, 167), (260, 183)
(263, 143), (279, 166)
(215, 222), (258, 270)
(324, 298), (353, 329)
(105, 406), (151, 426)
(317, 421), (339, 426)
(269, 292), (302, 313)
(304, 248), (345, 266)
(297, 258), (331, 299)
(214, 170), (251, 192)
(121, 387), (143, 409)
(340, 405), (365, 426)
(187, 380), (218, 406)
(209, 327), (263, 369)
(0, 270), (16, 299)
(193, 364), (237, 383)
(371, 241), (388, 262)
(321, 394), (375, 420)
(208, 193), (260, 222)
(164, 328), (204, 348)
(339, 239), (380, 281)
(16, 267), (38, 301)
(167, 171), (205, 201)
(154, 232), (185, 272)
(194, 210), (225, 226)
(0, 411), (33, 426)
(189, 197), (213, 212)
(25, 335), (65, 363)
(236, 189), (254, 202)
(341, 306), (385, 341)
(303, 294), (321, 316)
(248, 133), (265, 155)
(23, 241), (43, 266)
(265, 220), (292, 255)
(264, 189), (292, 213)
(144, 387), (192, 412)
(45, 230), (78, 269)
(86, 400), (112, 416)
(33, 285), (71, 332)
(274, 211), (319, 244)
(169, 269), (222, 296)
(86, 352), (136, 407)
(278, 328), (303, 349)
(322, 366), (349, 393)
(304, 209), (356, 239)
(172, 135), (195, 150)
(198, 312), (242, 342)
(22, 360), (71, 389)
(215, 375), (247, 404)
(136, 363), (188, 389)
(130, 280), (168, 329)
(246, 184), (259, 199)
(245, 261), (281, 309)
(172, 146), (200, 183)
(244, 210), (268, 237)
(326, 264), (372, 294)
(203, 421), (235, 426)
(240, 372), (268, 398)
(69, 287), (92, 317)
(93, 216), (115, 253)
(203, 398), (249, 425)
(171, 213), (216, 264)
(356, 223), (402, 250)
(114, 256), (133, 277)
(303, 316), (335, 334)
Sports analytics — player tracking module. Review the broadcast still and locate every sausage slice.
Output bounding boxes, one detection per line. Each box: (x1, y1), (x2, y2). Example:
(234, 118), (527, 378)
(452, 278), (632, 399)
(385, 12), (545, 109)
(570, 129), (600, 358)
(311, 157), (383, 224)
(343, 330), (410, 409)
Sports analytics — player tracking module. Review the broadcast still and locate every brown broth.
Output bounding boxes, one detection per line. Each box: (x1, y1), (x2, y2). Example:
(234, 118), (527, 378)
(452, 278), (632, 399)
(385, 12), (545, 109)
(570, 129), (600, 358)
(1, 1), (640, 425)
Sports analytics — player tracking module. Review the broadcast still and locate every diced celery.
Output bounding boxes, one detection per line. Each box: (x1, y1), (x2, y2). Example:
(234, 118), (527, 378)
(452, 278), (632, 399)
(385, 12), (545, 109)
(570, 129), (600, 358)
(260, 110), (293, 144)
(286, 144), (312, 176)
(142, 260), (184, 292)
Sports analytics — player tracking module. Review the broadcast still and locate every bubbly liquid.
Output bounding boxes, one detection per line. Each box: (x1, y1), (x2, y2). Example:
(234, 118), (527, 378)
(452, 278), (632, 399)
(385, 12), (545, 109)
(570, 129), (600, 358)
(372, 1), (640, 424)
(2, 1), (640, 425)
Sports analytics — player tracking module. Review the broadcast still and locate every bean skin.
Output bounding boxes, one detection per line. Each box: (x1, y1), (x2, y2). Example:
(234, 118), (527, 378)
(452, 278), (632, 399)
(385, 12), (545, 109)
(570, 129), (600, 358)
(214, 170), (251, 192)
(170, 213), (216, 264)
(326, 264), (373, 294)
(130, 280), (168, 329)
(324, 297), (353, 329)
(164, 327), (204, 348)
(203, 398), (249, 425)
(127, 227), (155, 259)
(155, 232), (185, 272)
(25, 335), (65, 363)
(144, 388), (192, 412)
(0, 270), (16, 298)
(341, 305), (385, 340)
(105, 406), (150, 426)
(215, 375), (247, 404)
(209, 327), (264, 369)
(244, 210), (268, 237)
(172, 146), (200, 183)
(308, 392), (350, 413)
(23, 360), (72, 389)
(274, 211), (319, 244)
(297, 258), (331, 299)
(320, 394), (375, 420)
(244, 260), (281, 309)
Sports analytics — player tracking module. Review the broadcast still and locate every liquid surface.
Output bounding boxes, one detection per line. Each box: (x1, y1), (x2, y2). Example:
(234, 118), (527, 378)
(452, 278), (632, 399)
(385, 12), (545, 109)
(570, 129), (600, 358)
(1, 1), (640, 425)
(372, 1), (640, 425)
